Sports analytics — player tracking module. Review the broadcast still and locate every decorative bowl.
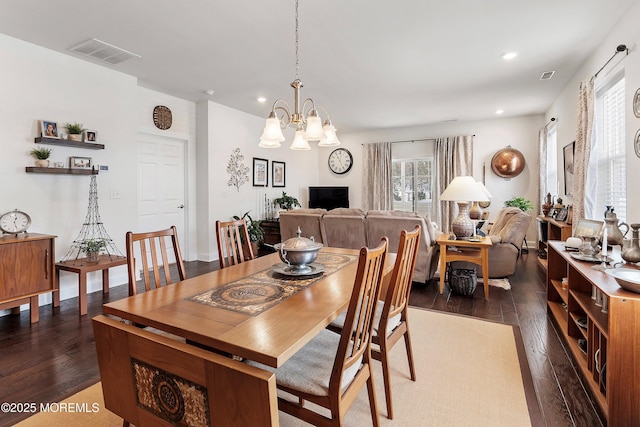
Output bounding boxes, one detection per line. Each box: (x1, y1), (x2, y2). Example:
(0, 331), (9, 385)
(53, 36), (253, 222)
(606, 268), (640, 293)
(274, 227), (323, 274)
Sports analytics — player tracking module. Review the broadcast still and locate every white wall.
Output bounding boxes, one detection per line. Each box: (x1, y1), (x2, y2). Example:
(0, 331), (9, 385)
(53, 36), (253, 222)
(546, 2), (640, 221)
(332, 115), (544, 242)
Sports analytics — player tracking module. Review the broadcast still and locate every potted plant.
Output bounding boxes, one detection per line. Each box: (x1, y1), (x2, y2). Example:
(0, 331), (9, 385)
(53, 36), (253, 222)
(233, 211), (264, 255)
(273, 191), (301, 211)
(30, 147), (53, 167)
(65, 122), (85, 141)
(504, 196), (533, 212)
(79, 238), (107, 263)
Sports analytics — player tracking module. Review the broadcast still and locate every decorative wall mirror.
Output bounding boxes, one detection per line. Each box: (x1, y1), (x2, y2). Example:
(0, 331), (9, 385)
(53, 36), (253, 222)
(491, 146), (525, 179)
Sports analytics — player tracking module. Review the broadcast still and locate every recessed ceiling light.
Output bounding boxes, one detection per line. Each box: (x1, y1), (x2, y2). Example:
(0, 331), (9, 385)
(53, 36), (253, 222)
(257, 97), (267, 103)
(496, 109), (504, 115)
(501, 52), (518, 60)
(203, 89), (215, 96)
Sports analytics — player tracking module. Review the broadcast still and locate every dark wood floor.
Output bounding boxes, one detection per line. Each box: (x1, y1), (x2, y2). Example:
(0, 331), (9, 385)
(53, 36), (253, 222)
(0, 250), (603, 426)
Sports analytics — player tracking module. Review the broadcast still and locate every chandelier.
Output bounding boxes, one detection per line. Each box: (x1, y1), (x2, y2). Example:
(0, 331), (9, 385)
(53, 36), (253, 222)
(259, 0), (340, 150)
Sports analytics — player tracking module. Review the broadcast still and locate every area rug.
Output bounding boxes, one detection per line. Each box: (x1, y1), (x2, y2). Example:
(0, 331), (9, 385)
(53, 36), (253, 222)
(17, 308), (541, 427)
(479, 277), (511, 290)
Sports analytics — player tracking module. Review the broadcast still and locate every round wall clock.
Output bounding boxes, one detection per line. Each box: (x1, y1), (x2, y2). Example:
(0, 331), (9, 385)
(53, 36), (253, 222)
(635, 129), (640, 158)
(634, 89), (640, 118)
(328, 148), (353, 174)
(0, 209), (31, 234)
(153, 105), (172, 130)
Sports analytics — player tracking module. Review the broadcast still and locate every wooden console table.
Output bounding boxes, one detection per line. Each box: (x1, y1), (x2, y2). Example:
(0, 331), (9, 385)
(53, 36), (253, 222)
(55, 255), (127, 316)
(436, 235), (492, 299)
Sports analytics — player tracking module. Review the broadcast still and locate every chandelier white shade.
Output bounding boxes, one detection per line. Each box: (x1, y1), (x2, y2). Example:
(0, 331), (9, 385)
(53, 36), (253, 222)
(258, 0), (340, 150)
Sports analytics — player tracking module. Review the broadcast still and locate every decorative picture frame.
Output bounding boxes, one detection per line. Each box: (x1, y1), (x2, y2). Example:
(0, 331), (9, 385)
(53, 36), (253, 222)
(555, 207), (569, 222)
(84, 130), (98, 143)
(252, 157), (268, 187)
(70, 156), (92, 169)
(41, 120), (59, 139)
(573, 219), (603, 238)
(563, 141), (575, 197)
(272, 161), (285, 187)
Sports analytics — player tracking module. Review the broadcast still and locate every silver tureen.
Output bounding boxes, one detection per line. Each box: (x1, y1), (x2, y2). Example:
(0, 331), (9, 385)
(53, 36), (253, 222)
(274, 227), (323, 274)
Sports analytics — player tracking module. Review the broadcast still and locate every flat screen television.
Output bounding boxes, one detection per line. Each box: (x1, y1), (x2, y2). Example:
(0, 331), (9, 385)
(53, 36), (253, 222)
(309, 186), (349, 210)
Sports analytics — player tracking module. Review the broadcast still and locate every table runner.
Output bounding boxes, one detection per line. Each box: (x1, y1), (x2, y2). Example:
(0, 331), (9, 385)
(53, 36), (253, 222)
(187, 253), (357, 316)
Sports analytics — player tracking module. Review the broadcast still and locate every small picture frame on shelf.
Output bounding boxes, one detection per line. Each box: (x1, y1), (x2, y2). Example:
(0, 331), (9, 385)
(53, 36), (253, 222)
(84, 130), (98, 143)
(41, 120), (59, 139)
(555, 207), (569, 222)
(70, 156), (92, 169)
(272, 161), (285, 187)
(573, 219), (603, 238)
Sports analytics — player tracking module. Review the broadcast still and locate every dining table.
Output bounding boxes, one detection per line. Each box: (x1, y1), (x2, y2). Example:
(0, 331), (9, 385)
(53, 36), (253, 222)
(102, 247), (395, 368)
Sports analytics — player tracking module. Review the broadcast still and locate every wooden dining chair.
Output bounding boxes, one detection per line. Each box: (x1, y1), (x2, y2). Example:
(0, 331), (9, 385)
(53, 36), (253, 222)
(126, 225), (186, 296)
(215, 219), (254, 269)
(93, 314), (279, 427)
(329, 225), (421, 419)
(248, 238), (389, 427)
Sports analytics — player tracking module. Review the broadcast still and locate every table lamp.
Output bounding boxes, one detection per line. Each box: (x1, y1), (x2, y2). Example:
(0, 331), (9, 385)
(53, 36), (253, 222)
(469, 181), (493, 220)
(440, 176), (490, 239)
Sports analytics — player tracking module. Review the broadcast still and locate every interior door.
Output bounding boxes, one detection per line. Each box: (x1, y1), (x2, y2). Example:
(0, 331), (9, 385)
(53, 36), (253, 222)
(137, 132), (187, 263)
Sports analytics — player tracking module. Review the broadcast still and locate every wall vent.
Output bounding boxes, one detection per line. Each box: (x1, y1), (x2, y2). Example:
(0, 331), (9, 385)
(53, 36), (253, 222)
(540, 70), (555, 80)
(69, 38), (141, 65)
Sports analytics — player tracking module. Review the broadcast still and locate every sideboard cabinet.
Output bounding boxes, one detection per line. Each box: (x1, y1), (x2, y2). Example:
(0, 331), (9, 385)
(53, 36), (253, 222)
(0, 233), (56, 323)
(547, 241), (640, 425)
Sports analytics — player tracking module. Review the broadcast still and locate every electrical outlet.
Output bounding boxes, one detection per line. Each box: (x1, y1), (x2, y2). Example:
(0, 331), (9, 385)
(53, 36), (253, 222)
(110, 189), (120, 199)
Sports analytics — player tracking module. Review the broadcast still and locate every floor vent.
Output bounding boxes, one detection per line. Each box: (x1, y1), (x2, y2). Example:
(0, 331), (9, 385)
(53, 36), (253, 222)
(69, 38), (141, 65)
(540, 70), (555, 80)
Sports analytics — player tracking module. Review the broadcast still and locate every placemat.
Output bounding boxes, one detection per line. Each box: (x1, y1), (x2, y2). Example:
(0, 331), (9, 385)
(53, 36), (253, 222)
(186, 253), (357, 316)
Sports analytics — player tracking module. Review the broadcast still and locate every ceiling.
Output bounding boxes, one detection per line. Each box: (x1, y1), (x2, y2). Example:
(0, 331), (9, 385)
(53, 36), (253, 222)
(0, 0), (634, 134)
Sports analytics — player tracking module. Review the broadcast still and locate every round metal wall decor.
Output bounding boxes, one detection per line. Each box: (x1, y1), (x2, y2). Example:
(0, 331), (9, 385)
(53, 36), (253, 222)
(153, 105), (172, 130)
(491, 146), (525, 179)
(633, 89), (640, 118)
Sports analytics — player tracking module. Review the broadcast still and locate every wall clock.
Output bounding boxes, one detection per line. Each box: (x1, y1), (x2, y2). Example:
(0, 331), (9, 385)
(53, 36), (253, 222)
(635, 129), (640, 158)
(328, 148), (353, 175)
(153, 105), (172, 130)
(0, 209), (31, 234)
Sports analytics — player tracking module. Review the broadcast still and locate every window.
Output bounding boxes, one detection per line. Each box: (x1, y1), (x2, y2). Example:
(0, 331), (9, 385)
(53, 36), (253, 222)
(590, 72), (626, 222)
(546, 125), (557, 196)
(392, 158), (433, 215)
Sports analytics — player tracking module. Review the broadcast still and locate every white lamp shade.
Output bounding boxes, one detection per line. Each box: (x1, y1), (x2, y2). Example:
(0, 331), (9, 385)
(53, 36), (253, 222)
(476, 181), (493, 198)
(440, 176), (490, 202)
(318, 123), (341, 147)
(260, 116), (286, 143)
(259, 138), (282, 148)
(303, 115), (324, 141)
(290, 130), (311, 150)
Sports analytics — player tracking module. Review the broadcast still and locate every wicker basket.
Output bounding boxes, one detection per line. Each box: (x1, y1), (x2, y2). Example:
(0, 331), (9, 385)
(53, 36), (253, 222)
(450, 268), (477, 296)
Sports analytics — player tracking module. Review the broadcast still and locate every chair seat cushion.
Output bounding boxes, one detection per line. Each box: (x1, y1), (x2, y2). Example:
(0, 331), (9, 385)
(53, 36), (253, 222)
(246, 329), (362, 396)
(329, 300), (401, 338)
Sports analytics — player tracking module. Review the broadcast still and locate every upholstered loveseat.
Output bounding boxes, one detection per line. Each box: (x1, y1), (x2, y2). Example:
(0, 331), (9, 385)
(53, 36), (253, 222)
(279, 208), (440, 283)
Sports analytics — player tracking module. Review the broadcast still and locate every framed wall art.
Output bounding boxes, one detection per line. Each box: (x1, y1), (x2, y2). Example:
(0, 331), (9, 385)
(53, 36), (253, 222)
(563, 141), (575, 197)
(41, 120), (59, 138)
(253, 157), (268, 187)
(272, 161), (285, 187)
(70, 156), (92, 169)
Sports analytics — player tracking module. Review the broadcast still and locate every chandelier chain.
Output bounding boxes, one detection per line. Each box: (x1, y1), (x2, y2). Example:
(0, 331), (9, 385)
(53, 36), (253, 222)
(295, 0), (299, 80)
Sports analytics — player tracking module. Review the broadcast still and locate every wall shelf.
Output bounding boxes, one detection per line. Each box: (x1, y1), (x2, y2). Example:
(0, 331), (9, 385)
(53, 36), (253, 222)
(26, 167), (98, 175)
(34, 136), (104, 150)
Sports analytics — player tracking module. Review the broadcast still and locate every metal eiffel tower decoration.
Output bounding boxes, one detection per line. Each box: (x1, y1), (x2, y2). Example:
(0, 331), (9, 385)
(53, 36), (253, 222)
(60, 175), (124, 265)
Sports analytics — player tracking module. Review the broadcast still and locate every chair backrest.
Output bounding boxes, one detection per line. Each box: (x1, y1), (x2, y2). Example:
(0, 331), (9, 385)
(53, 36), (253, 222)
(380, 226), (421, 332)
(93, 315), (279, 427)
(331, 237), (388, 389)
(215, 219), (254, 269)
(126, 225), (186, 296)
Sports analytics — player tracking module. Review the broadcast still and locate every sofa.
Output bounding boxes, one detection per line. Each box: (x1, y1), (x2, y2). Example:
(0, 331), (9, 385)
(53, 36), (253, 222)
(279, 208), (440, 284)
(453, 207), (532, 278)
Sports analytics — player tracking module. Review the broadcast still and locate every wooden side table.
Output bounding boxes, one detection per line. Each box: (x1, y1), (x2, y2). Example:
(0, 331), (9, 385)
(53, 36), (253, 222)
(55, 255), (127, 315)
(436, 235), (492, 299)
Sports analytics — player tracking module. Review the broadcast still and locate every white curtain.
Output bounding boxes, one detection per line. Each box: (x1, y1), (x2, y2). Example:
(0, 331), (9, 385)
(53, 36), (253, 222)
(537, 126), (548, 215)
(362, 142), (393, 210)
(573, 77), (595, 223)
(433, 135), (474, 232)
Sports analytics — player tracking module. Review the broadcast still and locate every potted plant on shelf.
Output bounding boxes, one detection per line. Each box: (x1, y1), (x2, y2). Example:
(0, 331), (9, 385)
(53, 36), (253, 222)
(30, 147), (53, 167)
(504, 196), (533, 212)
(79, 238), (107, 263)
(273, 191), (301, 211)
(65, 122), (85, 141)
(233, 211), (264, 255)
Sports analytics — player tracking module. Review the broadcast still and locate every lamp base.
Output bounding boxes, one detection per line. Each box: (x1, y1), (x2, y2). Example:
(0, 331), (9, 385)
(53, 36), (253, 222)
(451, 201), (475, 239)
